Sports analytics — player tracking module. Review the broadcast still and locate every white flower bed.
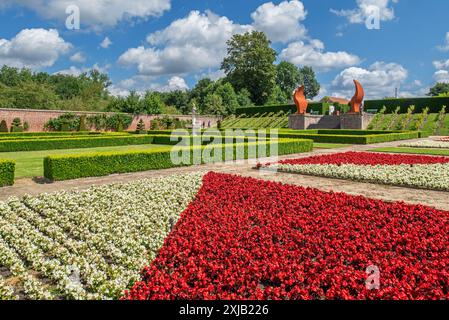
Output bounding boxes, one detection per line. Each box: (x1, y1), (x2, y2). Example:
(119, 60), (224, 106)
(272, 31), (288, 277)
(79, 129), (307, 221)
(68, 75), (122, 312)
(272, 163), (449, 191)
(0, 172), (204, 300)
(400, 140), (449, 149)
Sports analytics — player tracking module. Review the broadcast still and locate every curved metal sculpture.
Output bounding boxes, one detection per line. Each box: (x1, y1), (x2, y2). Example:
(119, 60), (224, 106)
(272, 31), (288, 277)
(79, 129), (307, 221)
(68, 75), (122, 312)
(293, 85), (308, 114)
(349, 80), (365, 113)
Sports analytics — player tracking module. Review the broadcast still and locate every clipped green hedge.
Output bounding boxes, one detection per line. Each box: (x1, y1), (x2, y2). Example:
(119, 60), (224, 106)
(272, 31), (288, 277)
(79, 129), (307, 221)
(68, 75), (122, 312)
(364, 97), (449, 114)
(0, 131), (104, 138)
(0, 135), (154, 152)
(235, 102), (336, 116)
(0, 160), (15, 187)
(44, 139), (313, 181)
(276, 131), (420, 144)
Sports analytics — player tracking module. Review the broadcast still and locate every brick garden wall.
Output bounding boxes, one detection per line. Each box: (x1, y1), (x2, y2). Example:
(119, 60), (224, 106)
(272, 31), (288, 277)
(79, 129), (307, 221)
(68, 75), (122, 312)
(0, 108), (221, 132)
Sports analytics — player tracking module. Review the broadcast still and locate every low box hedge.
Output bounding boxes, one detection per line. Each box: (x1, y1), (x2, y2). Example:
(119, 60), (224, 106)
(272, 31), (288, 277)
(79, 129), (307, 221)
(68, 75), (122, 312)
(0, 160), (15, 187)
(0, 135), (154, 152)
(276, 131), (420, 144)
(44, 139), (313, 181)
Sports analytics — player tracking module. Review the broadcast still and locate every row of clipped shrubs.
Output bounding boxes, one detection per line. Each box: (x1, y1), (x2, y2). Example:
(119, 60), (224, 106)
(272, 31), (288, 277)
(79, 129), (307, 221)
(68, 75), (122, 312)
(0, 159), (15, 187)
(146, 129), (425, 145)
(0, 135), (154, 152)
(277, 131), (422, 144)
(43, 139), (314, 181)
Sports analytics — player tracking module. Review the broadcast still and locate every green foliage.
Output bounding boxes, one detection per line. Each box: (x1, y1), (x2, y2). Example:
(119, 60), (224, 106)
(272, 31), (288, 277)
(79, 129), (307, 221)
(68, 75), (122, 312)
(136, 119), (146, 133)
(10, 118), (24, 133)
(23, 122), (29, 131)
(141, 91), (165, 114)
(45, 113), (80, 132)
(235, 102), (332, 116)
(221, 31), (277, 105)
(277, 130), (420, 145)
(0, 120), (8, 133)
(364, 97), (449, 113)
(276, 61), (302, 98)
(0, 159), (15, 187)
(428, 83), (449, 97)
(78, 115), (88, 132)
(0, 135), (153, 152)
(300, 66), (320, 99)
(236, 88), (254, 108)
(43, 138), (313, 181)
(0, 66), (111, 111)
(266, 85), (289, 105)
(204, 93), (225, 115)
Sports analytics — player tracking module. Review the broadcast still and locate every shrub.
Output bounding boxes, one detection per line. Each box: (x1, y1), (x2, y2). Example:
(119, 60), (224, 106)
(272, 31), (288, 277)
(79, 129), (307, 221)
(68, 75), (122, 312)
(0, 159), (15, 187)
(364, 97), (449, 114)
(23, 122), (30, 131)
(10, 118), (24, 133)
(235, 102), (337, 116)
(0, 135), (154, 152)
(136, 119), (146, 134)
(45, 113), (79, 132)
(44, 139), (313, 181)
(0, 120), (8, 133)
(78, 115), (88, 132)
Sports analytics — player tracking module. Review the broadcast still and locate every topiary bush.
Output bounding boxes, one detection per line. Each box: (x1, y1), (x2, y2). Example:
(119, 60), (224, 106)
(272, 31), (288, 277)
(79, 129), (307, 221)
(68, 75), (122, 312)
(0, 120), (8, 133)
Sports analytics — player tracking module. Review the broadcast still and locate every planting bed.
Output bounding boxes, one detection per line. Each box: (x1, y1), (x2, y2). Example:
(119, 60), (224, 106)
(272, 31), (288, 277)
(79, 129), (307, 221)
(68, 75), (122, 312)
(125, 172), (449, 300)
(261, 152), (449, 191)
(0, 173), (203, 300)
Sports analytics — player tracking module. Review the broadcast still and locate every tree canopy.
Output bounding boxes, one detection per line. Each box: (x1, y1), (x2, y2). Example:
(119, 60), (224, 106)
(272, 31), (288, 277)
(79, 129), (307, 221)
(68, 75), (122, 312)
(221, 31), (277, 106)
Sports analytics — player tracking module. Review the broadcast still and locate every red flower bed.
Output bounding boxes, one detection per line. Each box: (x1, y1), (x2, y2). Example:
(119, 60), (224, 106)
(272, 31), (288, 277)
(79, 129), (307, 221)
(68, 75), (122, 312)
(276, 151), (449, 166)
(124, 172), (449, 300)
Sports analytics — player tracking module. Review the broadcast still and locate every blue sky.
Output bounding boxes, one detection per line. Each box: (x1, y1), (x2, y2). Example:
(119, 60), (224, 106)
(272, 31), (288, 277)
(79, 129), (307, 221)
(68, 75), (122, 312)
(1, 0), (449, 99)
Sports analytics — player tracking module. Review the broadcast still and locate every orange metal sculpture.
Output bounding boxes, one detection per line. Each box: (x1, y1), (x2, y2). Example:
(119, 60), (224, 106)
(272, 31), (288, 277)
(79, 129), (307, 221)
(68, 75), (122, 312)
(293, 86), (308, 114)
(349, 80), (365, 113)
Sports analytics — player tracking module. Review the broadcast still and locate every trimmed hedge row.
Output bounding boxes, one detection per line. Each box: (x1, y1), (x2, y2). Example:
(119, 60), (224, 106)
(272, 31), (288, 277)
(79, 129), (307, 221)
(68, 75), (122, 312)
(235, 102), (342, 116)
(364, 97), (449, 113)
(0, 131), (104, 138)
(0, 135), (155, 152)
(276, 131), (420, 144)
(43, 139), (314, 181)
(0, 160), (15, 187)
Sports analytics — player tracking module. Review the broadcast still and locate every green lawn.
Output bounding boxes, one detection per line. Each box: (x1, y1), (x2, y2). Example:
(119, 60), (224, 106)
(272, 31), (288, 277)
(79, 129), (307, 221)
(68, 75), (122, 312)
(370, 147), (449, 156)
(313, 143), (351, 149)
(0, 144), (171, 178)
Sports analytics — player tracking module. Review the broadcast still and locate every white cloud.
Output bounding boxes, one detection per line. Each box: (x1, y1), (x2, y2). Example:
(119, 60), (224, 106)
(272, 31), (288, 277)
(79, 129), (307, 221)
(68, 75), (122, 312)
(164, 76), (189, 91)
(100, 37), (112, 49)
(280, 40), (360, 71)
(55, 63), (110, 76)
(433, 59), (449, 70)
(119, 10), (252, 76)
(0, 28), (71, 69)
(251, 0), (307, 43)
(331, 0), (398, 24)
(434, 70), (449, 83)
(437, 32), (449, 51)
(108, 75), (189, 97)
(70, 52), (86, 63)
(1, 0), (171, 28)
(331, 61), (408, 98)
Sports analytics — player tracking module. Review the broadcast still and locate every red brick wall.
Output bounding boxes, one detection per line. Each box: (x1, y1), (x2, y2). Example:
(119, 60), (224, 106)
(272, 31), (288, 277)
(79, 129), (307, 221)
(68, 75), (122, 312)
(0, 108), (221, 132)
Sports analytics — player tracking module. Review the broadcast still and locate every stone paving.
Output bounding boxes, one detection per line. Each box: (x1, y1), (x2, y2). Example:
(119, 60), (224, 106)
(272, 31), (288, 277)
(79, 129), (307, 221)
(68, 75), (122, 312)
(1, 137), (449, 210)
